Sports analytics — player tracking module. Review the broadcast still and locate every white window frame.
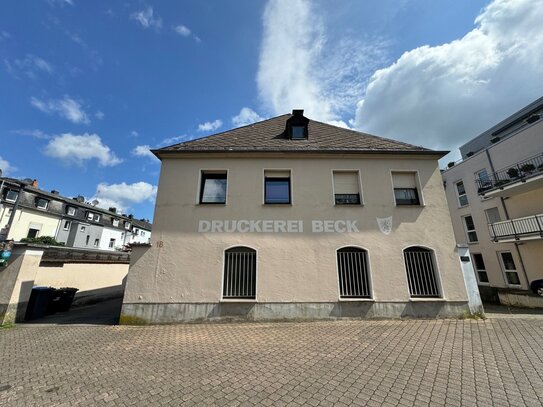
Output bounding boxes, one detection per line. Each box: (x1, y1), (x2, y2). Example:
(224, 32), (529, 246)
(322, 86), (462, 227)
(390, 170), (425, 206)
(455, 180), (469, 207)
(108, 238), (116, 249)
(66, 206), (76, 216)
(5, 189), (18, 202)
(498, 251), (522, 287)
(36, 198), (49, 210)
(94, 238), (100, 248)
(63, 220), (72, 231)
(112, 219), (119, 227)
(462, 215), (478, 243)
(124, 222), (131, 230)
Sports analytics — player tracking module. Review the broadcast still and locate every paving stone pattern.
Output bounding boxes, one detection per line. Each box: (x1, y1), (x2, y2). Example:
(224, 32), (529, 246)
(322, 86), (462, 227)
(1, 318), (543, 406)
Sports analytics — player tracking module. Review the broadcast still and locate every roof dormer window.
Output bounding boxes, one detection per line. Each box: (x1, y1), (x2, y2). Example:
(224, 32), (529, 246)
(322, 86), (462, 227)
(286, 109), (309, 140)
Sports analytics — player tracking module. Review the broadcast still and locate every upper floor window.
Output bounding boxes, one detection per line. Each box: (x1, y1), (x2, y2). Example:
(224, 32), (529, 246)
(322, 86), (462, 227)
(484, 207), (501, 224)
(291, 126), (306, 139)
(112, 218), (120, 227)
(4, 189), (18, 202)
(36, 198), (49, 210)
(392, 172), (421, 205)
(66, 206), (76, 216)
(109, 238), (116, 249)
(63, 220), (71, 231)
(200, 171), (227, 204)
(87, 212), (101, 222)
(463, 215), (478, 243)
(499, 252), (521, 286)
(124, 221), (131, 230)
(264, 170), (291, 204)
(333, 171), (361, 205)
(94, 238), (100, 248)
(455, 181), (468, 207)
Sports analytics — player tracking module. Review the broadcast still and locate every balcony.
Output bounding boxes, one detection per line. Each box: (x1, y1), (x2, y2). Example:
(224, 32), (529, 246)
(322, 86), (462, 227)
(489, 213), (543, 242)
(476, 152), (543, 197)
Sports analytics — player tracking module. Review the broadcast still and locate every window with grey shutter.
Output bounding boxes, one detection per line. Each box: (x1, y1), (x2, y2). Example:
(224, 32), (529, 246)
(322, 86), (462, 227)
(333, 171), (361, 205)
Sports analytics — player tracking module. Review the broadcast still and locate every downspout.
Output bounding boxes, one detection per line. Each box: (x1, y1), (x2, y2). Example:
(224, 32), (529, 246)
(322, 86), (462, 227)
(4, 182), (23, 241)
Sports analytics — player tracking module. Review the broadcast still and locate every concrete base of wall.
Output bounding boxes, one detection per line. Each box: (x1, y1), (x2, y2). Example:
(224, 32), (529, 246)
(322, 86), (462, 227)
(498, 292), (543, 308)
(120, 301), (472, 324)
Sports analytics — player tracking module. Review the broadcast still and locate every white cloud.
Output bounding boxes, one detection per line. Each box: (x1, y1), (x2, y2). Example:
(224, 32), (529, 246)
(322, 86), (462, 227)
(95, 110), (105, 120)
(5, 54), (52, 79)
(160, 134), (194, 145)
(30, 95), (90, 124)
(257, 0), (388, 123)
(132, 145), (157, 160)
(0, 156), (14, 176)
(173, 25), (191, 37)
(131, 7), (162, 30)
(0, 31), (11, 41)
(130, 130), (139, 138)
(44, 133), (122, 167)
(198, 119), (223, 132)
(11, 129), (50, 139)
(92, 182), (157, 213)
(354, 0), (543, 152)
(232, 107), (264, 127)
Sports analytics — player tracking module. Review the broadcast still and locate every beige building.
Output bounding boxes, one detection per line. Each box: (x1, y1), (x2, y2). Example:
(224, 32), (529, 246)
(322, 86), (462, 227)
(122, 110), (478, 323)
(442, 97), (543, 306)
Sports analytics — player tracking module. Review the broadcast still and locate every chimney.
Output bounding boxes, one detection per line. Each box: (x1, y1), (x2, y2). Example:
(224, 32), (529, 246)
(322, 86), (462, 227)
(76, 195), (85, 203)
(292, 109), (304, 116)
(31, 179), (39, 188)
(109, 207), (117, 213)
(128, 214), (134, 219)
(51, 190), (60, 195)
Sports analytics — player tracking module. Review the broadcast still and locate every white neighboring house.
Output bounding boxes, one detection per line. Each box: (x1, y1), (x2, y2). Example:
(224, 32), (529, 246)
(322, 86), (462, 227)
(123, 218), (152, 246)
(98, 225), (126, 251)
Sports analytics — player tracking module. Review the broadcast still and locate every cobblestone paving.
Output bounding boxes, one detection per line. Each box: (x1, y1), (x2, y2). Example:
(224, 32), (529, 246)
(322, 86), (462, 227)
(1, 318), (543, 406)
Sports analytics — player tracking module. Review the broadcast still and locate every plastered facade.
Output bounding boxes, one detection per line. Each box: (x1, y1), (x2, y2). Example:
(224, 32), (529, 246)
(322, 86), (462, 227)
(442, 116), (543, 292)
(122, 153), (470, 322)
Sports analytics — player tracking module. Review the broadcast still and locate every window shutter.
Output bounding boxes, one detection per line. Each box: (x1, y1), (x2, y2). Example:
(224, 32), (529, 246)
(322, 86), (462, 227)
(264, 170), (290, 178)
(333, 172), (359, 194)
(392, 172), (416, 188)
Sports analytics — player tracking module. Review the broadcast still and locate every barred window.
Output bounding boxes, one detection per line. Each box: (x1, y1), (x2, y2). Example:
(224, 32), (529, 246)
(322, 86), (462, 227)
(223, 247), (256, 299)
(404, 246), (440, 298)
(337, 247), (371, 298)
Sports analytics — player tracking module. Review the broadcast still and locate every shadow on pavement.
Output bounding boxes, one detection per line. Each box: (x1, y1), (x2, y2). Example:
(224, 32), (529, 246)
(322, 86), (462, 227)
(22, 297), (122, 325)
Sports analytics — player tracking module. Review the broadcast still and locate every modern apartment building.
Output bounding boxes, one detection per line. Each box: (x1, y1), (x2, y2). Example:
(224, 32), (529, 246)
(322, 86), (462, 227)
(122, 110), (477, 324)
(442, 97), (543, 303)
(0, 177), (152, 250)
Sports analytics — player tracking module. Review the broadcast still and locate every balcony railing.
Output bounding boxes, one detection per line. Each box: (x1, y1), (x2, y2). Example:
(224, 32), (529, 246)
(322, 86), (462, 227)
(489, 214), (543, 241)
(476, 152), (543, 194)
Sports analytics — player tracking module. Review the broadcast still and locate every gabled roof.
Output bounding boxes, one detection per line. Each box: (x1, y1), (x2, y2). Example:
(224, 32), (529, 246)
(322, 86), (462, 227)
(154, 114), (447, 157)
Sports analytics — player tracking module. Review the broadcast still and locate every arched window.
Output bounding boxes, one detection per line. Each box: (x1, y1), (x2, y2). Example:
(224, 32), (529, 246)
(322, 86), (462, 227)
(337, 247), (371, 298)
(223, 247), (256, 299)
(404, 247), (440, 297)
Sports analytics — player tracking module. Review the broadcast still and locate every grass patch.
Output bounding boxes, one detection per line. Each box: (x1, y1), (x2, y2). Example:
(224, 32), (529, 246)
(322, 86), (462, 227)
(119, 314), (149, 325)
(459, 311), (486, 320)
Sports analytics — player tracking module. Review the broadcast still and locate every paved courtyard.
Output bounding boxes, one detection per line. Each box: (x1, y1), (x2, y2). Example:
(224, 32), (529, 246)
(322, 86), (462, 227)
(2, 315), (543, 406)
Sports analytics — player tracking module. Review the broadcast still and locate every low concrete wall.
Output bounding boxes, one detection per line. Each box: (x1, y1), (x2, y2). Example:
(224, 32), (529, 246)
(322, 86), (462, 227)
(498, 292), (543, 308)
(120, 301), (471, 324)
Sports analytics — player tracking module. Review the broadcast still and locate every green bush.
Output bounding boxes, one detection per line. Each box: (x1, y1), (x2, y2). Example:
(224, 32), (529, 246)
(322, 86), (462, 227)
(20, 236), (65, 246)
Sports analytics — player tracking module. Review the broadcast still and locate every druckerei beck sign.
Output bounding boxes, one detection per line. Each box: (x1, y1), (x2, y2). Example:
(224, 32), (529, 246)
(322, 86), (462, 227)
(198, 219), (360, 233)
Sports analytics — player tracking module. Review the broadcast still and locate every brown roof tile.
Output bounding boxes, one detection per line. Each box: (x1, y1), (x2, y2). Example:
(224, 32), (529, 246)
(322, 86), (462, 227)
(155, 114), (445, 156)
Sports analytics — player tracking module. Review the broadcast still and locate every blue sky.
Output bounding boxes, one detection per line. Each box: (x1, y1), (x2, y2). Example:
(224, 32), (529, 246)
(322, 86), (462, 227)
(1, 0), (542, 221)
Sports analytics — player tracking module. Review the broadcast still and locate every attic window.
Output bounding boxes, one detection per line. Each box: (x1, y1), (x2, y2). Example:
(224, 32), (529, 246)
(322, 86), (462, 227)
(291, 126), (306, 139)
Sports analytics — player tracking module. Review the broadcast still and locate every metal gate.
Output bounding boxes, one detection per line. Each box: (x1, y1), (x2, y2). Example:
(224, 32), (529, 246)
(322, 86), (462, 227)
(337, 248), (371, 298)
(223, 247), (256, 299)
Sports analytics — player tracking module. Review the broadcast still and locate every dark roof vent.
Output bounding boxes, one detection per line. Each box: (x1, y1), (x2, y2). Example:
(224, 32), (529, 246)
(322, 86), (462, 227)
(286, 109), (309, 140)
(128, 214), (134, 219)
(51, 190), (60, 195)
(109, 207), (117, 213)
(76, 195), (85, 203)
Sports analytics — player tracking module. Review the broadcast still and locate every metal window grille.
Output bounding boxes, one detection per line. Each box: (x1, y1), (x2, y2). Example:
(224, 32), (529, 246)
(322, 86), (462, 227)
(223, 247), (256, 299)
(404, 248), (440, 297)
(337, 248), (371, 298)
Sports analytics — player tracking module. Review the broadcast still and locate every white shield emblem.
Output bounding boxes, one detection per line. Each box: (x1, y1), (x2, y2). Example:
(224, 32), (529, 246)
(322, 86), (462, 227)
(376, 216), (392, 235)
